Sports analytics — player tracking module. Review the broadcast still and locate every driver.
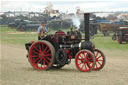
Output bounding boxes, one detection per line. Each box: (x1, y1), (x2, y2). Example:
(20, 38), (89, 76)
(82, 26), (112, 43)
(37, 22), (48, 40)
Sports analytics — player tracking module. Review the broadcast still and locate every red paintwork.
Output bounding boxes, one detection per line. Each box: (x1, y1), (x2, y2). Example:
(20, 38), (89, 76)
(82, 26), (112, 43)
(55, 30), (66, 42)
(29, 41), (53, 70)
(117, 35), (120, 44)
(93, 49), (105, 70)
(75, 50), (95, 72)
(66, 50), (70, 53)
(66, 50), (72, 59)
(55, 30), (66, 37)
(31, 41), (34, 43)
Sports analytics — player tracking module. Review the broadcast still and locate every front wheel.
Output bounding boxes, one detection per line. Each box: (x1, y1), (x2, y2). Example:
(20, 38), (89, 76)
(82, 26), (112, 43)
(75, 50), (96, 72)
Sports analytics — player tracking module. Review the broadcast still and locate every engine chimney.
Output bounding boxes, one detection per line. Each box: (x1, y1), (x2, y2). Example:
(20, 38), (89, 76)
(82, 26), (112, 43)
(84, 13), (90, 41)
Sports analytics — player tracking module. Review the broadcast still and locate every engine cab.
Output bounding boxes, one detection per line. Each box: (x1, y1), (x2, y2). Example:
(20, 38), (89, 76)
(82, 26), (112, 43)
(54, 29), (82, 44)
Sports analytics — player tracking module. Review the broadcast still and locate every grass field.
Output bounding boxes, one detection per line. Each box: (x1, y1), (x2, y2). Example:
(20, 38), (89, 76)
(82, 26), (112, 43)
(0, 26), (128, 85)
(1, 26), (128, 50)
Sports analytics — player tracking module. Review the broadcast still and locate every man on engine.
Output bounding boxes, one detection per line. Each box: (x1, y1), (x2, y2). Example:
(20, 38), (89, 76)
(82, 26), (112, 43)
(37, 22), (48, 40)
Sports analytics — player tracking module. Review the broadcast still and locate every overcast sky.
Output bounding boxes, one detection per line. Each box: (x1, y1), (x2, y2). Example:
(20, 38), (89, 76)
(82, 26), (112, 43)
(1, 0), (128, 13)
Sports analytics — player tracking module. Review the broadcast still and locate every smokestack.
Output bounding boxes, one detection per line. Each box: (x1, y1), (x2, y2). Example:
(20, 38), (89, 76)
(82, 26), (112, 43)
(84, 13), (90, 41)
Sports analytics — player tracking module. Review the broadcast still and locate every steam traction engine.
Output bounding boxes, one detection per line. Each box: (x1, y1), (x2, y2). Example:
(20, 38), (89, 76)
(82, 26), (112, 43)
(25, 13), (106, 72)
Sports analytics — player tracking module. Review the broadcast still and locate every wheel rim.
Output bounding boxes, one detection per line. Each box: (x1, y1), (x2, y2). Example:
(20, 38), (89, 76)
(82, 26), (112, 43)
(29, 41), (53, 70)
(93, 49), (105, 70)
(75, 50), (95, 72)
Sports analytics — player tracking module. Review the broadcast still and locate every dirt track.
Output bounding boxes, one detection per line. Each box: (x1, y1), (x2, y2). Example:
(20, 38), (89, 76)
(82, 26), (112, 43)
(1, 43), (128, 85)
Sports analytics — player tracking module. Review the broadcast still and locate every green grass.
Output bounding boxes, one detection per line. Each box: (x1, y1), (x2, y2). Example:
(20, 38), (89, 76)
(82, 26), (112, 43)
(0, 26), (128, 50)
(0, 26), (37, 46)
(91, 34), (128, 50)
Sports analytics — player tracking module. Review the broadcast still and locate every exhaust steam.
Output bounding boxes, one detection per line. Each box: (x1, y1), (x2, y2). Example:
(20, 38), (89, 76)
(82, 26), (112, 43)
(72, 16), (81, 29)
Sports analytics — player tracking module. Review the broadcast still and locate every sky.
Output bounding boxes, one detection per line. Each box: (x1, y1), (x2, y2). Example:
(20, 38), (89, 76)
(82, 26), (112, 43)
(1, 0), (128, 13)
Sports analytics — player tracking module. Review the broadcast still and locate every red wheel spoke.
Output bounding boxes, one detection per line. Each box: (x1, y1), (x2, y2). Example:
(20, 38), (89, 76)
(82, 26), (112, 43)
(32, 55), (38, 58)
(44, 58), (49, 64)
(86, 53), (89, 58)
(95, 52), (98, 58)
(39, 45), (42, 51)
(45, 56), (51, 61)
(81, 63), (85, 69)
(88, 62), (91, 67)
(78, 62), (83, 66)
(43, 46), (48, 52)
(98, 60), (103, 61)
(36, 59), (41, 65)
(33, 50), (39, 54)
(97, 56), (102, 60)
(42, 44), (44, 50)
(78, 58), (83, 60)
(44, 46), (48, 51)
(88, 56), (93, 60)
(33, 57), (40, 64)
(88, 60), (94, 68)
(88, 61), (91, 64)
(79, 55), (84, 60)
(84, 63), (88, 70)
(45, 54), (51, 57)
(34, 46), (39, 51)
(45, 49), (50, 54)
(83, 53), (87, 58)
(97, 61), (102, 66)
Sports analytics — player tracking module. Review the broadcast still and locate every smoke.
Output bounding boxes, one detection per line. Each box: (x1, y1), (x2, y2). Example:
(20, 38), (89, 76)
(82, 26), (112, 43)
(72, 16), (81, 29)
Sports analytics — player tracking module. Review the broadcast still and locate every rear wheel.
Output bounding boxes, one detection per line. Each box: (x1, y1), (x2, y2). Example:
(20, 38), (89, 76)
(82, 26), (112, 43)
(75, 50), (96, 72)
(28, 40), (55, 70)
(93, 49), (106, 70)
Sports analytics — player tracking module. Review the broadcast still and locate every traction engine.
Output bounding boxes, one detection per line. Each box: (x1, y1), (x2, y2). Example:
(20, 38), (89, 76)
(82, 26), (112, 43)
(25, 13), (106, 72)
